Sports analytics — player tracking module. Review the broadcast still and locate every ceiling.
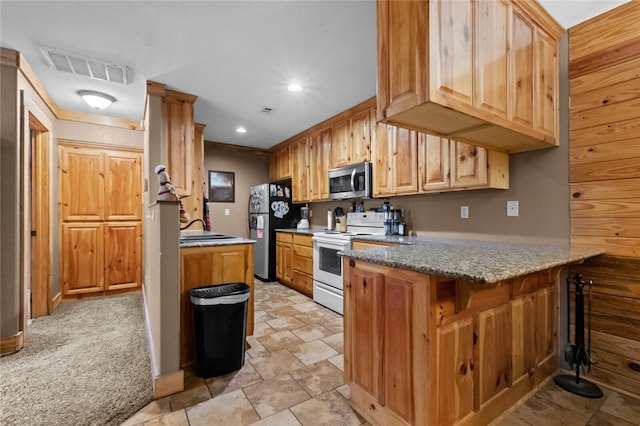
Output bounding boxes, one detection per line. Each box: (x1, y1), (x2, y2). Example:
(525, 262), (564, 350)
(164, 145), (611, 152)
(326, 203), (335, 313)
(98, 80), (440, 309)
(0, 1), (630, 150)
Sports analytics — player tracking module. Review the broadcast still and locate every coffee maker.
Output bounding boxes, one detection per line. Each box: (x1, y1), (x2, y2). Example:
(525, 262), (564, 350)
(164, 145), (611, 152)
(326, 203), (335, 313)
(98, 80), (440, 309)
(297, 206), (310, 229)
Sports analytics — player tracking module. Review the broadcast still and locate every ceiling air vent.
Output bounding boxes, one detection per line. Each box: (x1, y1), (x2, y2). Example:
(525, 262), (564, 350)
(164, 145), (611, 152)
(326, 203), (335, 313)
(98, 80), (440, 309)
(40, 46), (130, 85)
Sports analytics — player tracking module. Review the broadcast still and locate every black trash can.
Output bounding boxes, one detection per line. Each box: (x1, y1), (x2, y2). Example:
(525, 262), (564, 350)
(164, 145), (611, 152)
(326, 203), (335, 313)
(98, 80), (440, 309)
(190, 283), (250, 378)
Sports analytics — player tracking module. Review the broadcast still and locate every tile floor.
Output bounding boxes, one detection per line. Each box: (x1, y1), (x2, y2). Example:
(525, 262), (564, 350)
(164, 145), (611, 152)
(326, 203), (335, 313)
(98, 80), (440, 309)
(123, 280), (640, 426)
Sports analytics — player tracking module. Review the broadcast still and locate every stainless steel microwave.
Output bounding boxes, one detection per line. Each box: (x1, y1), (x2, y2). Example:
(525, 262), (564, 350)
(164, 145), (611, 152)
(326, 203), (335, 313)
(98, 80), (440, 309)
(328, 162), (372, 200)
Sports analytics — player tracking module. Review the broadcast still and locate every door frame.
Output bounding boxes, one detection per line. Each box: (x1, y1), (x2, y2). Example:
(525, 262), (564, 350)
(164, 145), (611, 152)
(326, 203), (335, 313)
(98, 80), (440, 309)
(21, 92), (54, 321)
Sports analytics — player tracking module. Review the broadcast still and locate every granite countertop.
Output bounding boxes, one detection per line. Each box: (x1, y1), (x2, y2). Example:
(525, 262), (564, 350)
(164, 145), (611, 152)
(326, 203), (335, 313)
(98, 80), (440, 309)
(276, 227), (326, 235)
(180, 237), (255, 248)
(339, 236), (605, 284)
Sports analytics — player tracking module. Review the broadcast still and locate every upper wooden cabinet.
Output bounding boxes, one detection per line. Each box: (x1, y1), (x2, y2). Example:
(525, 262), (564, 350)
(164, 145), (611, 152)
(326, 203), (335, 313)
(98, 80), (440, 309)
(291, 137), (310, 203)
(373, 124), (508, 197)
(164, 90), (196, 197)
(376, 0), (562, 153)
(373, 124), (419, 197)
(309, 127), (331, 201)
(269, 146), (291, 182)
(330, 107), (374, 168)
(60, 145), (142, 222)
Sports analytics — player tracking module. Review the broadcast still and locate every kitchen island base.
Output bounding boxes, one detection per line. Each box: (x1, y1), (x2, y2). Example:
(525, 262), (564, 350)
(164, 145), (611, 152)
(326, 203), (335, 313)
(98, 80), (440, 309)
(344, 259), (562, 426)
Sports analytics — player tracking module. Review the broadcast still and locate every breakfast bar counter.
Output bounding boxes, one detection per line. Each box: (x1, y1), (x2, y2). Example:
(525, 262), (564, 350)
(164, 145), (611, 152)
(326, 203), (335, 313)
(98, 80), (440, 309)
(339, 237), (604, 426)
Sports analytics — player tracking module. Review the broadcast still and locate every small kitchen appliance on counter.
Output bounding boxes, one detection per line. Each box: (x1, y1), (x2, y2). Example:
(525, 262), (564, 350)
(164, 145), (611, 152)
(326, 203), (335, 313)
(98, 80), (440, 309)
(297, 206), (310, 229)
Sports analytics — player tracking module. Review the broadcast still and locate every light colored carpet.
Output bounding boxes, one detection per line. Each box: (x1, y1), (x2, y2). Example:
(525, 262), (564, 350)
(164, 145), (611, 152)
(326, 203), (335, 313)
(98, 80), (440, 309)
(0, 293), (154, 426)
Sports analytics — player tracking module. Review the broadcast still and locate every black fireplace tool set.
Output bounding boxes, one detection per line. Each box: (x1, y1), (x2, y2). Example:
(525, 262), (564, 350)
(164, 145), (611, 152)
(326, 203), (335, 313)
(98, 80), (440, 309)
(554, 273), (603, 398)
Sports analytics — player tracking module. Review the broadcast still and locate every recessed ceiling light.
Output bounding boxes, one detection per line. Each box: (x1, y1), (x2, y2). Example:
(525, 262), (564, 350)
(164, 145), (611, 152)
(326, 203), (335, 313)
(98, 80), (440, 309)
(236, 127), (247, 134)
(287, 83), (303, 92)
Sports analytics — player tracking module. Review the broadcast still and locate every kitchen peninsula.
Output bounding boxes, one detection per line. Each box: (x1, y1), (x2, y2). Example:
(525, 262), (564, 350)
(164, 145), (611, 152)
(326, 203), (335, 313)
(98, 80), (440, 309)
(180, 234), (255, 368)
(340, 237), (604, 426)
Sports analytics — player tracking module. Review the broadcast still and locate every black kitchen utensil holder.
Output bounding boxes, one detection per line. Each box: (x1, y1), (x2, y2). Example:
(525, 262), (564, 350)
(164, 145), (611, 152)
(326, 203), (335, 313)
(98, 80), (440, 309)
(554, 273), (603, 398)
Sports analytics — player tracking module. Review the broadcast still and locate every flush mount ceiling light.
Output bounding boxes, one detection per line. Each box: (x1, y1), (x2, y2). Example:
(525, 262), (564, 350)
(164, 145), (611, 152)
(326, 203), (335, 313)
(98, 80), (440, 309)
(236, 126), (247, 134)
(287, 83), (303, 92)
(78, 90), (116, 110)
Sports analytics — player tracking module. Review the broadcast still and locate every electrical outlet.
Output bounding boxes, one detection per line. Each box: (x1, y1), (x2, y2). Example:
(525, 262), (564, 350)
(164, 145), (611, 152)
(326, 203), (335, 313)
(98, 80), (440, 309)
(225, 208), (230, 216)
(460, 205), (469, 219)
(507, 201), (519, 217)
(309, 209), (312, 217)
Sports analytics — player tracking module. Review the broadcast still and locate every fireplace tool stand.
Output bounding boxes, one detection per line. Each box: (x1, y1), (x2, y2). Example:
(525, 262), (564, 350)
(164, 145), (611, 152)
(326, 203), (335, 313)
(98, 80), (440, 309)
(554, 273), (603, 398)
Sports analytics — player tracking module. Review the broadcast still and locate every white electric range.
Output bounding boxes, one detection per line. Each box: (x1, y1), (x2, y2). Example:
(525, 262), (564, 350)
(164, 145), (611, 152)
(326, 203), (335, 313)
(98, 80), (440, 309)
(311, 212), (386, 314)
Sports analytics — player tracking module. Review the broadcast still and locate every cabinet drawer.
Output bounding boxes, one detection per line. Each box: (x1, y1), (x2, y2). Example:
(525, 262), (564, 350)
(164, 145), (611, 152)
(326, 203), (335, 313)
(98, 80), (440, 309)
(292, 270), (313, 297)
(293, 254), (313, 274)
(293, 234), (313, 247)
(276, 232), (293, 243)
(294, 244), (313, 258)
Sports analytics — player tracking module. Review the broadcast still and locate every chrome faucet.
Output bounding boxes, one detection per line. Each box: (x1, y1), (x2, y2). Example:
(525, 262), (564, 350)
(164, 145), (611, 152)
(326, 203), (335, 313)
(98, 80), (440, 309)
(180, 218), (206, 231)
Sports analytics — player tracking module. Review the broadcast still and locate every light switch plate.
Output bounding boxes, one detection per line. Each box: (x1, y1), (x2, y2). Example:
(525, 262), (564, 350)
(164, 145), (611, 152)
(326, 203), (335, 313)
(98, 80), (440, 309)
(460, 206), (469, 219)
(507, 201), (519, 217)
(225, 208), (230, 216)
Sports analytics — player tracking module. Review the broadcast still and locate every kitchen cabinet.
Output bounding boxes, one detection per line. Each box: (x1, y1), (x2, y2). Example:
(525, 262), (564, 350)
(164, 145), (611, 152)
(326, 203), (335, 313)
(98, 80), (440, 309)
(418, 133), (450, 192)
(372, 126), (508, 197)
(373, 124), (419, 197)
(275, 232), (293, 286)
(270, 146), (292, 181)
(181, 123), (205, 222)
(309, 127), (331, 201)
(59, 142), (143, 297)
(376, 0), (562, 153)
(291, 137), (310, 203)
(291, 234), (313, 297)
(330, 107), (373, 168)
(180, 243), (255, 367)
(344, 257), (560, 426)
(163, 90), (196, 197)
(61, 222), (104, 295)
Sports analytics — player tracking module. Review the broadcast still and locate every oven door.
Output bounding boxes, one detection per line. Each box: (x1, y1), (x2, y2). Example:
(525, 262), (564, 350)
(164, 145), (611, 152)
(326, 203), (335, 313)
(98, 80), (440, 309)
(312, 235), (350, 291)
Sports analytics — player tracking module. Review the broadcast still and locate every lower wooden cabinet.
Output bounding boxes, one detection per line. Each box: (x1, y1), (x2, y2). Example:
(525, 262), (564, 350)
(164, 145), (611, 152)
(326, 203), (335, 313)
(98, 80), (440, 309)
(344, 260), (559, 426)
(61, 221), (141, 296)
(291, 234), (313, 297)
(276, 232), (293, 285)
(61, 222), (104, 295)
(276, 232), (313, 297)
(180, 243), (255, 367)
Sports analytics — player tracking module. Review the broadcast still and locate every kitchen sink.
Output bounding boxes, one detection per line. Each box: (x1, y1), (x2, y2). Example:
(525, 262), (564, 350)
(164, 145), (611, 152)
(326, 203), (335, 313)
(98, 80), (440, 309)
(179, 230), (234, 241)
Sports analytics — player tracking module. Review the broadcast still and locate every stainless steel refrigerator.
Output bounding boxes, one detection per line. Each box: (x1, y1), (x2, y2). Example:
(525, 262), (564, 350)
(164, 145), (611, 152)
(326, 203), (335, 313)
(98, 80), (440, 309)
(249, 179), (301, 281)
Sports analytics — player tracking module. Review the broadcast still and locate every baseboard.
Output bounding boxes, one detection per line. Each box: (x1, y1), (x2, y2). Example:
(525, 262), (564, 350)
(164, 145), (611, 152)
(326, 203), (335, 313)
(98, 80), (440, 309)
(0, 331), (24, 355)
(51, 292), (62, 311)
(153, 370), (184, 398)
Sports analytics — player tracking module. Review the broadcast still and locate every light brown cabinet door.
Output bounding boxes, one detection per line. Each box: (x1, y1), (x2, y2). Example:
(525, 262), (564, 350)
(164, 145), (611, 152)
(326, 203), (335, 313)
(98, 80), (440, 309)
(278, 146), (291, 180)
(350, 108), (372, 164)
(292, 138), (310, 202)
(60, 147), (104, 221)
(283, 243), (293, 284)
(61, 222), (104, 295)
(535, 285), (556, 365)
(511, 294), (536, 381)
(373, 124), (418, 196)
(534, 29), (558, 138)
(104, 151), (142, 221)
(418, 133), (450, 192)
(372, 123), (394, 197)
(431, 0), (474, 106)
(309, 127), (331, 201)
(435, 316), (474, 425)
(510, 8), (535, 128)
(474, 0), (509, 118)
(164, 95), (194, 197)
(450, 140), (488, 188)
(331, 118), (351, 168)
(390, 126), (418, 194)
(104, 221), (141, 291)
(477, 303), (511, 407)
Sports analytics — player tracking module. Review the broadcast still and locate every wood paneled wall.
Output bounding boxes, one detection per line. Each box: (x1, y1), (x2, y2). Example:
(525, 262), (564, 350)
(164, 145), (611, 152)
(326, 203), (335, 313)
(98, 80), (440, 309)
(568, 0), (640, 397)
